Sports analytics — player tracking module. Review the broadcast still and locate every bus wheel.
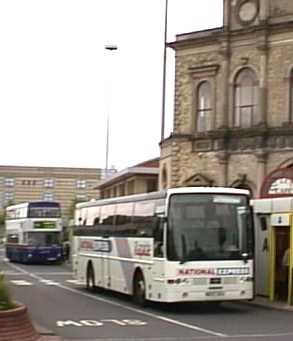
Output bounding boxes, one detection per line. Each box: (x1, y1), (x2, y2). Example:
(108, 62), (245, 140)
(133, 272), (146, 306)
(86, 264), (95, 292)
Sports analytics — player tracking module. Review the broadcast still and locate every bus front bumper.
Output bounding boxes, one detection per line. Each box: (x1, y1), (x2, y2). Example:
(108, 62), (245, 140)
(149, 283), (254, 303)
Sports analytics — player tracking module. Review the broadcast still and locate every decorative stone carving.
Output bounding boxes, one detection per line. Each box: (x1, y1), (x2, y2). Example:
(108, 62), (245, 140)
(256, 39), (269, 53)
(191, 126), (293, 154)
(193, 140), (212, 151)
(230, 173), (253, 194)
(216, 151), (229, 164)
(218, 45), (231, 59)
(271, 6), (289, 17)
(189, 64), (220, 79)
(254, 149), (267, 163)
(183, 173), (214, 187)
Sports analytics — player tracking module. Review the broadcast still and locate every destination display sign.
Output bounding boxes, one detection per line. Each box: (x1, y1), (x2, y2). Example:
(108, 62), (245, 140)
(34, 221), (57, 229)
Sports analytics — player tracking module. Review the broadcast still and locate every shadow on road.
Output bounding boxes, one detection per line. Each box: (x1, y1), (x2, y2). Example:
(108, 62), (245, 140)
(80, 286), (249, 316)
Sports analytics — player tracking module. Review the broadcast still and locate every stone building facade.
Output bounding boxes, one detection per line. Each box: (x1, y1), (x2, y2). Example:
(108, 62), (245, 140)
(160, 0), (293, 197)
(0, 165), (102, 221)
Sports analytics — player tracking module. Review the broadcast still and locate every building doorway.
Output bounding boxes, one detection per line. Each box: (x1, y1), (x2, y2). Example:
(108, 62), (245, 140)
(273, 227), (290, 302)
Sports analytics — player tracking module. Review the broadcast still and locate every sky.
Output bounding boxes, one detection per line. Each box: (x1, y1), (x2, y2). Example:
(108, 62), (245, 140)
(0, 0), (223, 172)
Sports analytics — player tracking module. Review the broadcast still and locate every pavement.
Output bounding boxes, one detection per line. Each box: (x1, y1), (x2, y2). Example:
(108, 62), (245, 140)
(38, 333), (65, 340)
(35, 321), (65, 341)
(246, 295), (293, 312)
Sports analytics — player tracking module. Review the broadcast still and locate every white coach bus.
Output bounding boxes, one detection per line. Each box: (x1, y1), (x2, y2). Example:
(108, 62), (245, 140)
(73, 187), (254, 305)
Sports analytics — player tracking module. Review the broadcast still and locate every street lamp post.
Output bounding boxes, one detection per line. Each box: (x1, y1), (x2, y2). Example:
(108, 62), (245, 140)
(161, 0), (168, 142)
(104, 44), (118, 178)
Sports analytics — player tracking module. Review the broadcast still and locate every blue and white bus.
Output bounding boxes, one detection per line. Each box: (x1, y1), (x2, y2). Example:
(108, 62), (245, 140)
(5, 201), (63, 264)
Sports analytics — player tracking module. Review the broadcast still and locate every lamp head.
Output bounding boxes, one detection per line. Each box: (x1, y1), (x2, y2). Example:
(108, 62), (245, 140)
(105, 44), (118, 51)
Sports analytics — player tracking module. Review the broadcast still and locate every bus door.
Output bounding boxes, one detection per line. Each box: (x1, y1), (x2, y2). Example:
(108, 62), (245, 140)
(254, 214), (269, 297)
(269, 213), (292, 304)
(95, 238), (111, 289)
(152, 215), (166, 278)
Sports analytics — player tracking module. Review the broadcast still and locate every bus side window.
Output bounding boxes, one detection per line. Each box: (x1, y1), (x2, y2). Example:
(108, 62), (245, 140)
(133, 200), (156, 237)
(100, 204), (116, 235)
(114, 202), (134, 236)
(93, 217), (100, 226)
(154, 216), (164, 257)
(7, 234), (19, 244)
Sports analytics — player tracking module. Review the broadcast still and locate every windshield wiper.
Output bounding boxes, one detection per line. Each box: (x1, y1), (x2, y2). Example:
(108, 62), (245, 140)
(180, 254), (207, 263)
(180, 257), (188, 264)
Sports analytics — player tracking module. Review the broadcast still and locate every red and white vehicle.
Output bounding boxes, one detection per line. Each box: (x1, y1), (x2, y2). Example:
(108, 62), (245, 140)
(73, 187), (254, 304)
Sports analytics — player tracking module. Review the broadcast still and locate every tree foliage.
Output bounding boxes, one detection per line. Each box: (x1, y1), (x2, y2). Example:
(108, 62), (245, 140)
(0, 274), (16, 310)
(0, 212), (5, 226)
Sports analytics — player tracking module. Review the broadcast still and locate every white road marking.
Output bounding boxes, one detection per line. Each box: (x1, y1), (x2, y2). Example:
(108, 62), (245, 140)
(10, 279), (61, 286)
(76, 338), (214, 341)
(40, 279), (59, 286)
(10, 280), (33, 286)
(229, 332), (293, 338)
(7, 262), (227, 338)
(35, 272), (72, 276)
(4, 270), (72, 277)
(70, 334), (293, 341)
(57, 319), (148, 328)
(66, 279), (81, 284)
(57, 320), (84, 327)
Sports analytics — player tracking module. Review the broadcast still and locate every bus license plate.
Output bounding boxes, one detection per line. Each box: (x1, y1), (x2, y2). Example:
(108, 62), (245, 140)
(205, 291), (224, 297)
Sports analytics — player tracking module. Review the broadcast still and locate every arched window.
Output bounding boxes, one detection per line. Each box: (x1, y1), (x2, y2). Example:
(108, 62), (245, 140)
(289, 69), (293, 123)
(161, 165), (168, 190)
(196, 81), (211, 132)
(234, 68), (258, 128)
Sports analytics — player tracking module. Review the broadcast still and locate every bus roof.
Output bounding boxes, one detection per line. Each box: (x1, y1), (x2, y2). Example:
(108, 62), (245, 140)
(168, 187), (250, 195)
(76, 187), (250, 209)
(76, 191), (167, 209)
(6, 201), (60, 211)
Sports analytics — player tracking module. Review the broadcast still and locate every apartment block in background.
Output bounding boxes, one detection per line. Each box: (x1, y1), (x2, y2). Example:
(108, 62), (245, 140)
(0, 165), (103, 221)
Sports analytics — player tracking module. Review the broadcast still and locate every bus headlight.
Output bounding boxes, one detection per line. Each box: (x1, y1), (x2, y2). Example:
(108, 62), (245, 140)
(167, 278), (189, 285)
(239, 276), (253, 283)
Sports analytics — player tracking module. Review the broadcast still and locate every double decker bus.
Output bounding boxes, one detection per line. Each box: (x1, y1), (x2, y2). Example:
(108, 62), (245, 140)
(5, 201), (63, 264)
(73, 187), (254, 305)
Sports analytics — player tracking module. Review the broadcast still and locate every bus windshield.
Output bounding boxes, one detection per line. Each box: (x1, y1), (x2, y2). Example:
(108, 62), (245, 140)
(28, 207), (61, 218)
(26, 232), (62, 246)
(167, 193), (253, 262)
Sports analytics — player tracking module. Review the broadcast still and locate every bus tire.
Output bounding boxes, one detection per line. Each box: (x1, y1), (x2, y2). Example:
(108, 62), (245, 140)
(133, 271), (146, 306)
(86, 263), (96, 292)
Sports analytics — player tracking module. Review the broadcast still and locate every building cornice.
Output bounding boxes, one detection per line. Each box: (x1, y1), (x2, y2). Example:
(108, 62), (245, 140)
(0, 165), (101, 178)
(168, 21), (293, 51)
(160, 133), (193, 148)
(96, 167), (159, 190)
(188, 126), (293, 153)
